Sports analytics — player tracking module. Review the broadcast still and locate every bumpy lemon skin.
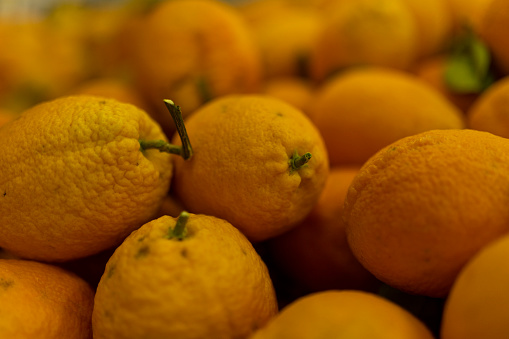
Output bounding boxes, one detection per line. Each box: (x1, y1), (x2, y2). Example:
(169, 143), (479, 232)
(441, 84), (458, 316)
(0, 95), (173, 262)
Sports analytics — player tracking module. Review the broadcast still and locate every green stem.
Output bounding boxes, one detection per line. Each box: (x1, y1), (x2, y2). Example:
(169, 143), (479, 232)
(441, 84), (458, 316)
(289, 152), (312, 173)
(139, 139), (183, 155)
(138, 100), (194, 160)
(164, 99), (193, 160)
(169, 211), (190, 240)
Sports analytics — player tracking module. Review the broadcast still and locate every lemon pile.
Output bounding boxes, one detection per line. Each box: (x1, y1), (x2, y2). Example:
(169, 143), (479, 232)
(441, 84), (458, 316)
(2, 0), (509, 338)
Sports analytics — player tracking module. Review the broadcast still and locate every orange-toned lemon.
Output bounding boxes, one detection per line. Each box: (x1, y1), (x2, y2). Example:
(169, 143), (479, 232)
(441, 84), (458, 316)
(0, 259), (94, 338)
(445, 0), (493, 33)
(0, 20), (88, 112)
(261, 76), (315, 116)
(171, 94), (329, 242)
(128, 0), (263, 134)
(402, 0), (453, 59)
(479, 0), (509, 76)
(343, 129), (509, 297)
(249, 7), (322, 79)
(0, 95), (173, 261)
(250, 290), (435, 339)
(309, 67), (465, 166)
(467, 76), (509, 137)
(68, 77), (151, 112)
(441, 232), (509, 339)
(308, 0), (419, 82)
(44, 2), (135, 79)
(236, 0), (294, 25)
(92, 212), (278, 339)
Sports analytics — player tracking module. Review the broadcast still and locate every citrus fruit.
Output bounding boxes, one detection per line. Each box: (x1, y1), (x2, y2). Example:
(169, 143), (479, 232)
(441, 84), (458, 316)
(92, 212), (278, 339)
(249, 290), (435, 339)
(343, 128), (509, 297)
(128, 0), (262, 135)
(445, 0), (492, 33)
(308, 0), (418, 82)
(0, 20), (87, 112)
(44, 2), (134, 79)
(267, 166), (380, 293)
(236, 0), (304, 26)
(68, 77), (151, 112)
(467, 76), (509, 138)
(402, 0), (453, 59)
(261, 76), (315, 116)
(308, 67), (465, 166)
(0, 95), (174, 261)
(249, 7), (322, 79)
(479, 0), (509, 75)
(0, 259), (94, 339)
(171, 94), (329, 241)
(441, 232), (509, 339)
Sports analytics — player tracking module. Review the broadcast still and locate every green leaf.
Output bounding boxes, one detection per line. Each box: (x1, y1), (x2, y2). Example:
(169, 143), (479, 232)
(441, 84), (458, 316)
(470, 35), (490, 76)
(444, 54), (484, 92)
(444, 25), (494, 94)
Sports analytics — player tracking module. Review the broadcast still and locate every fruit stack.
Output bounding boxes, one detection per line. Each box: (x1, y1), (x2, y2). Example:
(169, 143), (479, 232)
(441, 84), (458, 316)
(1, 0), (509, 338)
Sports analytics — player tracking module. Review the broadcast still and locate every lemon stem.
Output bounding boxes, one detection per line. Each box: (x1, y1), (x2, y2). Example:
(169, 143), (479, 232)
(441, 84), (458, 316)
(290, 152), (312, 172)
(169, 211), (190, 240)
(164, 99), (193, 160)
(138, 100), (193, 160)
(139, 140), (182, 155)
